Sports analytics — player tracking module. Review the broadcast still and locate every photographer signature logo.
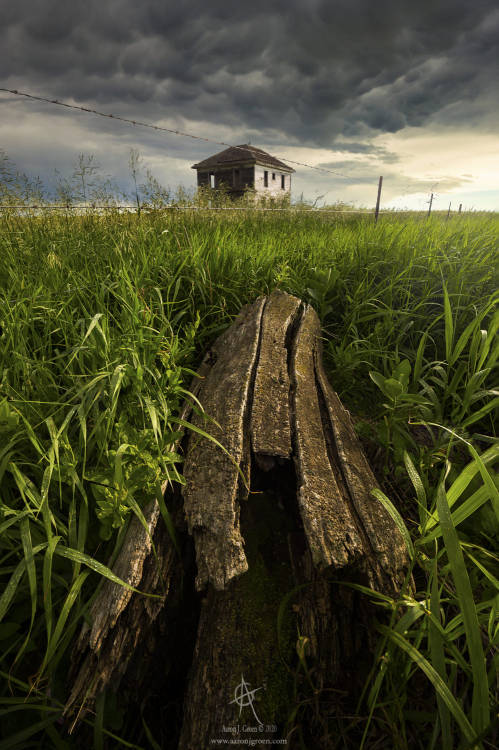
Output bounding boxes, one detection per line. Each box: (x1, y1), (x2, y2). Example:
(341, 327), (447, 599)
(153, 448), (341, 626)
(229, 674), (264, 724)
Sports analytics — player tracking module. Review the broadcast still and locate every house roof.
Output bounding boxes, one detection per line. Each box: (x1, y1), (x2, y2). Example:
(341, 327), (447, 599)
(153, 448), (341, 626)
(192, 145), (295, 173)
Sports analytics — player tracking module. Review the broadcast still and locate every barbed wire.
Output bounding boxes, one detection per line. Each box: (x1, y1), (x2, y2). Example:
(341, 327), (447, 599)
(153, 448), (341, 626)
(0, 203), (468, 216)
(1, 87), (357, 179)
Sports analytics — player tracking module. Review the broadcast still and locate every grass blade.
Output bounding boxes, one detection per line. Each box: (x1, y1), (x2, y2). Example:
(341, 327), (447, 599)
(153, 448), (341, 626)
(371, 487), (414, 560)
(42, 535), (61, 646)
(464, 551), (499, 591)
(404, 451), (427, 527)
(429, 555), (452, 749)
(0, 511), (31, 535)
(422, 435), (498, 532)
(0, 560), (26, 624)
(413, 330), (429, 385)
(436, 481), (489, 733)
(421, 486), (491, 543)
(42, 571), (90, 670)
(443, 283), (454, 364)
(16, 518), (37, 663)
(53, 546), (162, 598)
(378, 624), (479, 745)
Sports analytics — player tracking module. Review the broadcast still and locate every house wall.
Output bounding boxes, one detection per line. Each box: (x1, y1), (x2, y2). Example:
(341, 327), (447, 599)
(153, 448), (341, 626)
(254, 167), (291, 198)
(196, 164), (292, 200)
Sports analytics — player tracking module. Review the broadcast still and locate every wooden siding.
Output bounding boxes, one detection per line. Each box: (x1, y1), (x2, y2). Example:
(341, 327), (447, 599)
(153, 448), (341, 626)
(254, 166), (291, 198)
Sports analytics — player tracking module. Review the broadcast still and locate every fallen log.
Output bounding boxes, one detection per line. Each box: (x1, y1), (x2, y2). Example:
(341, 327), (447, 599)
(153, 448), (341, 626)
(65, 290), (410, 748)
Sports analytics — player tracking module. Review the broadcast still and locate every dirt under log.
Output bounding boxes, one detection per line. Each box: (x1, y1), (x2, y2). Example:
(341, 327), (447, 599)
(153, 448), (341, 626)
(65, 290), (409, 748)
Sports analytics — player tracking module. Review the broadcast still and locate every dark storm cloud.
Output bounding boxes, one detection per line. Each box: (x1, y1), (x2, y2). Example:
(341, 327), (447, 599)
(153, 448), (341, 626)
(1, 0), (498, 146)
(323, 142), (400, 163)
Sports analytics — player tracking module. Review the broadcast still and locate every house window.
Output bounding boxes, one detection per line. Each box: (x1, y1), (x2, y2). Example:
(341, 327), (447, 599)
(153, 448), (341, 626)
(210, 173), (215, 189)
(281, 175), (285, 189)
(272, 172), (276, 180)
(233, 169), (240, 187)
(264, 171), (268, 187)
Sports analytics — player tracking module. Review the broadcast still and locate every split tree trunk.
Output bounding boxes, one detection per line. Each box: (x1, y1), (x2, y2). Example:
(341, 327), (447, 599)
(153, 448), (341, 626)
(65, 290), (409, 749)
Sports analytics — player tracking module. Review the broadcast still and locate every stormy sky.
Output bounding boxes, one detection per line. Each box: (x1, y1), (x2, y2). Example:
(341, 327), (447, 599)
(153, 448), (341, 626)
(1, 0), (498, 209)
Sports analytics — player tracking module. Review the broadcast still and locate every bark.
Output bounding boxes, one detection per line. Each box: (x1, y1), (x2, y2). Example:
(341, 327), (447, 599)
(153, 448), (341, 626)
(182, 296), (266, 591)
(66, 290), (410, 748)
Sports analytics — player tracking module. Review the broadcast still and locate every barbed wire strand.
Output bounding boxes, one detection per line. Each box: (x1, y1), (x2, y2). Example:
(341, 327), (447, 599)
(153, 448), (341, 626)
(1, 87), (360, 179)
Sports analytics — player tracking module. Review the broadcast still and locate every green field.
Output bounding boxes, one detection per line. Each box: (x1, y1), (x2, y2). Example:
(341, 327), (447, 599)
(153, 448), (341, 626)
(0, 206), (498, 748)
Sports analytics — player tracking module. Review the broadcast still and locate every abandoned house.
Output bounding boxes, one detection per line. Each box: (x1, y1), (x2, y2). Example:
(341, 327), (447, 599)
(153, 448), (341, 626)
(192, 144), (295, 200)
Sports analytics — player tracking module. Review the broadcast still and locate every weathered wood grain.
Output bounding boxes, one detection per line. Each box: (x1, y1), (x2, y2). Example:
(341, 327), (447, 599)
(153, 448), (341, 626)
(182, 296), (266, 591)
(250, 290), (300, 459)
(291, 304), (366, 569)
(314, 351), (407, 592)
(66, 289), (410, 745)
(65, 504), (180, 727)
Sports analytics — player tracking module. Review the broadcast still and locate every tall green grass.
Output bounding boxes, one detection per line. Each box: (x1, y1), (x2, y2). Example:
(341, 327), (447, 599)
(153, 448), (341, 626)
(0, 203), (497, 748)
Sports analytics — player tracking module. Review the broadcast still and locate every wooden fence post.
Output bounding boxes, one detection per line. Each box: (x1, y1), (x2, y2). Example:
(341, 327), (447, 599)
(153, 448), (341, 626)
(427, 193), (434, 218)
(458, 203), (462, 214)
(374, 176), (383, 223)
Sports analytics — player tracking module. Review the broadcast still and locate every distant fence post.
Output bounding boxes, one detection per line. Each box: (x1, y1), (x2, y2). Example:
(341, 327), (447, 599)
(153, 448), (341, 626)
(458, 203), (462, 214)
(446, 202), (451, 220)
(374, 176), (383, 223)
(427, 193), (434, 218)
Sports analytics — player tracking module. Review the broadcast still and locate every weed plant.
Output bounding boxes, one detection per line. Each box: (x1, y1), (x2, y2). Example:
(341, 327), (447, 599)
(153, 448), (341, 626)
(0, 161), (497, 748)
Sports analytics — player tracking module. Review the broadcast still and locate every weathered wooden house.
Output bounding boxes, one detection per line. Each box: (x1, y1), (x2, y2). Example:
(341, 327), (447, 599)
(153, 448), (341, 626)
(192, 144), (294, 200)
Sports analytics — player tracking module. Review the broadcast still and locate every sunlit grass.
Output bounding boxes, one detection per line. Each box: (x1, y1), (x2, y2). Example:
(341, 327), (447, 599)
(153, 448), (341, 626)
(0, 204), (497, 748)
